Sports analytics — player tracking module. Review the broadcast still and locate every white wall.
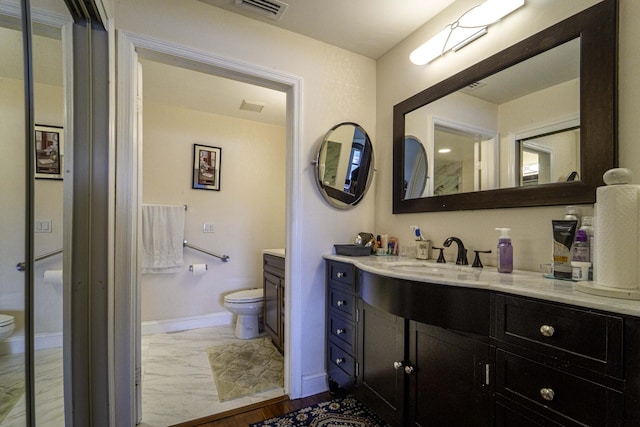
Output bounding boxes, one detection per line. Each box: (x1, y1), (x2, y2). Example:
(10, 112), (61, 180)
(376, 0), (605, 270)
(141, 100), (286, 321)
(115, 0), (377, 393)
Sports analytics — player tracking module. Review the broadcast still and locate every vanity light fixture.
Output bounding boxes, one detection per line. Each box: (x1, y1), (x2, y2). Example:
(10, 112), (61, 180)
(438, 148), (452, 154)
(410, 0), (525, 65)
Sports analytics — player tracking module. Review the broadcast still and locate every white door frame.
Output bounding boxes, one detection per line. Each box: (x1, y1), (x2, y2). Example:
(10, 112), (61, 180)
(115, 30), (303, 426)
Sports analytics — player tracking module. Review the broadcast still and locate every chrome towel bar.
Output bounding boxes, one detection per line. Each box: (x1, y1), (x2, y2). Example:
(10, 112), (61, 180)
(16, 248), (63, 272)
(183, 240), (229, 262)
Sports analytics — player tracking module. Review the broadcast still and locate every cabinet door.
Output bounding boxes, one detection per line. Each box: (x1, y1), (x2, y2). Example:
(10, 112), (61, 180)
(264, 271), (280, 345)
(408, 321), (490, 427)
(356, 301), (406, 426)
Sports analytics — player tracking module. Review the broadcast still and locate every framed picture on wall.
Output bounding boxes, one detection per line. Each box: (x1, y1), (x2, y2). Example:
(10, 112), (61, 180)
(192, 144), (221, 191)
(35, 125), (63, 180)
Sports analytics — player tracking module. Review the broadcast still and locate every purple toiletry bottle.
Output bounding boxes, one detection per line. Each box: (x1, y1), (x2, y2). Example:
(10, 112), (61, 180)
(495, 228), (513, 273)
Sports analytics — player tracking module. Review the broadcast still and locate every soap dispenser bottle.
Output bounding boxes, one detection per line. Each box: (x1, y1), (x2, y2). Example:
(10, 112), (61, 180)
(495, 228), (513, 273)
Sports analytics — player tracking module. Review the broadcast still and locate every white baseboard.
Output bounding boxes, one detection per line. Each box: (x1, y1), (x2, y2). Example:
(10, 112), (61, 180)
(300, 372), (328, 397)
(141, 311), (233, 336)
(0, 331), (63, 355)
(0, 313), (234, 355)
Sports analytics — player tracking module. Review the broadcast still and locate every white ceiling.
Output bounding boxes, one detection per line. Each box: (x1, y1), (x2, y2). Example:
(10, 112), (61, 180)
(197, 0), (457, 59)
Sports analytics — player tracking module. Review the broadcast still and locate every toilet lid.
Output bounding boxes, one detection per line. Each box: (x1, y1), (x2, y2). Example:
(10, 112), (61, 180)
(0, 314), (14, 326)
(224, 288), (263, 303)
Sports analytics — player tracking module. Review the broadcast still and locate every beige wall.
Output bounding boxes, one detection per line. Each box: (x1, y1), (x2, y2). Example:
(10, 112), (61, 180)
(140, 99), (286, 321)
(375, 0), (612, 270)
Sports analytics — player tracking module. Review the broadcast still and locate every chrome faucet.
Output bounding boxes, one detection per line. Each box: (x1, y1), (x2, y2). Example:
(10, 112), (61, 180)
(443, 237), (468, 265)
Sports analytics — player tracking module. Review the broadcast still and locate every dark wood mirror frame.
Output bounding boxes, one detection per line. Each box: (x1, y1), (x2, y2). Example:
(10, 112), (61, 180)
(393, 0), (617, 213)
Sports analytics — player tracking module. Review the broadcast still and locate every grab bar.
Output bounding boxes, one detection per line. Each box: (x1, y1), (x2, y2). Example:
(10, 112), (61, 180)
(16, 248), (63, 272)
(183, 240), (229, 262)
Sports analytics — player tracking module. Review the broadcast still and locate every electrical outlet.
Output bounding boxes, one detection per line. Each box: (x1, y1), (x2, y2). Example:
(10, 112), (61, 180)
(203, 223), (215, 233)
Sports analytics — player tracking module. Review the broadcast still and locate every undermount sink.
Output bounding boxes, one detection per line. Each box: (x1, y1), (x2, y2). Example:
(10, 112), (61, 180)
(387, 261), (490, 285)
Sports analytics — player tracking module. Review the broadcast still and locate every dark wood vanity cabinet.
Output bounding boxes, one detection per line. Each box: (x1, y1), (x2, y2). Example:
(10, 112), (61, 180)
(326, 261), (491, 426)
(263, 254), (284, 354)
(325, 259), (640, 426)
(491, 294), (638, 427)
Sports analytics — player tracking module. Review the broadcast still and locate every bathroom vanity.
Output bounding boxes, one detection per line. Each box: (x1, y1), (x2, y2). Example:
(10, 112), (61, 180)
(325, 255), (640, 426)
(264, 250), (285, 354)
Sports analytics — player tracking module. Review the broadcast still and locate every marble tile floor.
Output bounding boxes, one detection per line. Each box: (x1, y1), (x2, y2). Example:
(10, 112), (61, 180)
(0, 325), (285, 427)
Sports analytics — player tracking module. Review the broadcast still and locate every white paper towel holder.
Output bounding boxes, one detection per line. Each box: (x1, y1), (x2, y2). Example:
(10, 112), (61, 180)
(575, 167), (640, 300)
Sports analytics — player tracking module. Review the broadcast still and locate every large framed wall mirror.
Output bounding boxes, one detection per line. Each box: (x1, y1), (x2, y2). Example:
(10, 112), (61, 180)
(393, 0), (617, 213)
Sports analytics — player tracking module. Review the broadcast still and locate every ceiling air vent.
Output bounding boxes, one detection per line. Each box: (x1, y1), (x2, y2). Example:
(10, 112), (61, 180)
(234, 0), (288, 20)
(466, 81), (486, 91)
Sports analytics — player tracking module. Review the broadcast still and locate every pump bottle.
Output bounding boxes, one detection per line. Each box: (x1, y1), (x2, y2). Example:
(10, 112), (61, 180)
(495, 228), (513, 273)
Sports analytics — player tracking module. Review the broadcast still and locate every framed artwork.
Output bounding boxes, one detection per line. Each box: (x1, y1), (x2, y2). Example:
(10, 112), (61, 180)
(35, 125), (63, 180)
(192, 144), (221, 191)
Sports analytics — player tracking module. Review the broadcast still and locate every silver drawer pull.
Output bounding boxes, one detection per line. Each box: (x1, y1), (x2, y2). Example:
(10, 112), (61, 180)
(540, 387), (555, 401)
(335, 358), (345, 365)
(404, 365), (416, 375)
(335, 328), (345, 335)
(393, 361), (404, 370)
(336, 300), (346, 307)
(336, 272), (347, 278)
(540, 325), (555, 337)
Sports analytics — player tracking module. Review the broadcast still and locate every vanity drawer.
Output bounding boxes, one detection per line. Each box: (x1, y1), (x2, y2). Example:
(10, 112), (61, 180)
(328, 285), (357, 320)
(327, 261), (356, 287)
(494, 295), (623, 377)
(495, 349), (623, 426)
(328, 310), (356, 353)
(328, 340), (357, 379)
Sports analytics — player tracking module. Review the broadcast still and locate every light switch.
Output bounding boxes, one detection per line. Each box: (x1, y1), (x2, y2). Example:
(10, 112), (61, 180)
(203, 223), (215, 233)
(35, 219), (52, 233)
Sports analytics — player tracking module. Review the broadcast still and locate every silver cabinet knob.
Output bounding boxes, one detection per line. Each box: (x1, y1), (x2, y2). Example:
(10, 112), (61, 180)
(335, 358), (345, 365)
(336, 300), (346, 307)
(540, 325), (555, 337)
(393, 361), (404, 370)
(404, 365), (416, 375)
(335, 328), (345, 335)
(336, 272), (346, 278)
(540, 387), (555, 401)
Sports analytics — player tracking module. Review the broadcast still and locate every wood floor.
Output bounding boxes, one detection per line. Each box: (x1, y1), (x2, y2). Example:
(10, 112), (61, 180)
(171, 392), (333, 427)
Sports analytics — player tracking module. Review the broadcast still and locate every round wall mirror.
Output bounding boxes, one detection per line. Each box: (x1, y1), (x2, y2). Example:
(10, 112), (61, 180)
(314, 122), (375, 209)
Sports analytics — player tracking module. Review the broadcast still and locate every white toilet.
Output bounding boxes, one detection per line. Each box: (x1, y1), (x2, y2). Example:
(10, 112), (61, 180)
(0, 314), (15, 340)
(224, 288), (264, 339)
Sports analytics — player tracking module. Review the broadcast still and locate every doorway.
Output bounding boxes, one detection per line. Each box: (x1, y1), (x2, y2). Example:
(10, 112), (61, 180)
(137, 57), (287, 426)
(115, 32), (303, 426)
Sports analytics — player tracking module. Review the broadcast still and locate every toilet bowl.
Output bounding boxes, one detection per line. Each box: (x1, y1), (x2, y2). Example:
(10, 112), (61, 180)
(224, 288), (264, 339)
(0, 315), (15, 340)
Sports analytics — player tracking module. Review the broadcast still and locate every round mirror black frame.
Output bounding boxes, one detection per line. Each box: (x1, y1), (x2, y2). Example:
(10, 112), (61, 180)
(314, 122), (375, 209)
(393, 0), (617, 213)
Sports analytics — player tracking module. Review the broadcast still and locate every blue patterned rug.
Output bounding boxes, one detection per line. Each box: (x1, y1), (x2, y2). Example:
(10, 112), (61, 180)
(250, 395), (390, 427)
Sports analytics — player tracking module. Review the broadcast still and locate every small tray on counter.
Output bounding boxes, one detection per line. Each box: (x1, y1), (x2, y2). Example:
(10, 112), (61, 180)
(334, 244), (372, 257)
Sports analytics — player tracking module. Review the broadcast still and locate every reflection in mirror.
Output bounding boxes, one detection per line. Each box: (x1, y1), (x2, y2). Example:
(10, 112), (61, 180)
(403, 136), (427, 199)
(393, 0), (617, 213)
(315, 122), (374, 209)
(518, 126), (580, 186)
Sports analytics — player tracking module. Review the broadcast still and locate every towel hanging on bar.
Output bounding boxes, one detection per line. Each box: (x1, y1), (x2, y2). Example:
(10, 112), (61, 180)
(141, 204), (185, 273)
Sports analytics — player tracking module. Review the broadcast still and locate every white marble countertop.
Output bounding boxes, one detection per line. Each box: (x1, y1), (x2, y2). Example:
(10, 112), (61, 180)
(263, 248), (285, 258)
(324, 254), (640, 317)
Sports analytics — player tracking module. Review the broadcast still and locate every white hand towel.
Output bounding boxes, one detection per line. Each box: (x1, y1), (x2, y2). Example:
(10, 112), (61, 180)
(142, 204), (185, 273)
